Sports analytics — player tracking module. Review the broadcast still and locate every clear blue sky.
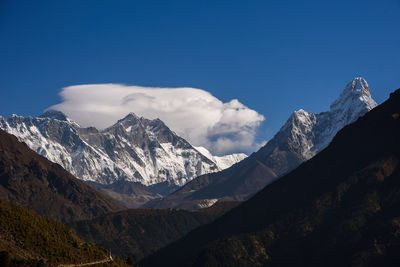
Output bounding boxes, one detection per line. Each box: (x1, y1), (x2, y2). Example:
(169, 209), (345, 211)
(1, 0), (399, 145)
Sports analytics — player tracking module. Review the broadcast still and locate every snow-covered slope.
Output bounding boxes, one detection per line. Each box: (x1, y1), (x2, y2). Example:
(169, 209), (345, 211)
(256, 77), (377, 176)
(0, 111), (245, 187)
(194, 146), (247, 170)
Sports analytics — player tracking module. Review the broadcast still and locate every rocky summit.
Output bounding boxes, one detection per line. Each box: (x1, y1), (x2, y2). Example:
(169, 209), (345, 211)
(256, 77), (377, 176)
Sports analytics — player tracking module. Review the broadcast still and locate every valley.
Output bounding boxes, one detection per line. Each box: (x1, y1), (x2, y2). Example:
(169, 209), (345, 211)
(1, 78), (398, 267)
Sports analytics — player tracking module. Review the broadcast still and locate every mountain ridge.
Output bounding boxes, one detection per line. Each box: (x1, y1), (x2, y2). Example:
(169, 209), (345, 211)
(149, 77), (377, 209)
(0, 111), (246, 193)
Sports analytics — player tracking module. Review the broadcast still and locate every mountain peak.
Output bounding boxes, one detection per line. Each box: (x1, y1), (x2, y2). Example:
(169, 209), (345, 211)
(293, 109), (312, 118)
(330, 77), (377, 112)
(344, 77), (371, 97)
(284, 109), (315, 130)
(39, 110), (80, 127)
(123, 112), (140, 120)
(118, 113), (167, 130)
(115, 112), (141, 126)
(39, 110), (69, 121)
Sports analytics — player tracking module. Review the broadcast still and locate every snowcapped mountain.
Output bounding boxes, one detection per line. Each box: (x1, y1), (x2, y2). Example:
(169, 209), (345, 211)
(0, 111), (246, 188)
(256, 77), (377, 176)
(148, 77), (378, 209)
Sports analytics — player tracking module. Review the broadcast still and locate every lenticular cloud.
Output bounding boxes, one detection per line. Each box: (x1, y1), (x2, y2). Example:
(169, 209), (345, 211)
(49, 84), (265, 155)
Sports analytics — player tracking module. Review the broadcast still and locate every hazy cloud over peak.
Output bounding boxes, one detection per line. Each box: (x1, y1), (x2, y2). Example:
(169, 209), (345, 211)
(49, 84), (265, 155)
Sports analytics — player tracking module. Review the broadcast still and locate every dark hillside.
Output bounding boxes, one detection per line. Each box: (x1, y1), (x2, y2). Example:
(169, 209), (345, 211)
(141, 89), (400, 267)
(0, 199), (112, 266)
(70, 201), (238, 263)
(0, 129), (124, 223)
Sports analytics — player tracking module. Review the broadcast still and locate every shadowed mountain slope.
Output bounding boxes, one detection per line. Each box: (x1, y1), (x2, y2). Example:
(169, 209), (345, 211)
(0, 199), (115, 266)
(87, 180), (163, 208)
(0, 129), (124, 223)
(140, 89), (400, 267)
(69, 201), (239, 263)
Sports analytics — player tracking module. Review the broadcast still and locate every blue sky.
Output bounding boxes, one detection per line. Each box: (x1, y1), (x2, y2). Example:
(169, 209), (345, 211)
(1, 0), (399, 154)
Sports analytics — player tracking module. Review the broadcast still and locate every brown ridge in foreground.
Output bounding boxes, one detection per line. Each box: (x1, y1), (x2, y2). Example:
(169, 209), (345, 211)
(0, 129), (124, 223)
(140, 89), (400, 267)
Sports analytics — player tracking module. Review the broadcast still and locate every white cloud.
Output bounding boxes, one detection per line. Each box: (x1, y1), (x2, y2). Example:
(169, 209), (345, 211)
(49, 84), (265, 155)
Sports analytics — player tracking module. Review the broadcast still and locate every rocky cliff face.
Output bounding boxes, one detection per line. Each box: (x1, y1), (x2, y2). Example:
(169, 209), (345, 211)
(0, 111), (246, 189)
